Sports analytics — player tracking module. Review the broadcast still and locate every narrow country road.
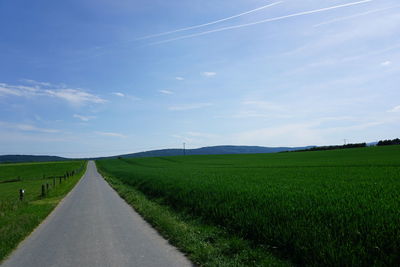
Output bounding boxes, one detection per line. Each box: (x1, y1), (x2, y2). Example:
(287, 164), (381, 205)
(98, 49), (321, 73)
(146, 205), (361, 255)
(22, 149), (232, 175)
(2, 161), (192, 267)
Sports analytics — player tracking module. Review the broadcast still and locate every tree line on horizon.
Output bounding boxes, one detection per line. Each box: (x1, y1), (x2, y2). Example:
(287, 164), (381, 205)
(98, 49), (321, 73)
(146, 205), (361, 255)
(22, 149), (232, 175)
(299, 142), (367, 152)
(377, 138), (400, 146)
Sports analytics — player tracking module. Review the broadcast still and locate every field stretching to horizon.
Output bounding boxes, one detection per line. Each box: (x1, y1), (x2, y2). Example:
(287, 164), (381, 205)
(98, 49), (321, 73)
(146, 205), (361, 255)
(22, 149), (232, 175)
(0, 161), (86, 262)
(97, 145), (400, 266)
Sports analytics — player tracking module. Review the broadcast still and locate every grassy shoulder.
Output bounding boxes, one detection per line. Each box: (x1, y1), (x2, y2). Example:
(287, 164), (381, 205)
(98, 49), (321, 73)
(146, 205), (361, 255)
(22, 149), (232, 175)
(0, 161), (87, 263)
(97, 163), (291, 267)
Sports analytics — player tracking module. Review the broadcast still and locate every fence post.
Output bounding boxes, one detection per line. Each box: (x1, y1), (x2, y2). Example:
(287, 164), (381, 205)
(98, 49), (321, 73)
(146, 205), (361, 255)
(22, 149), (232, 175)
(41, 185), (45, 197)
(59, 176), (62, 184)
(46, 183), (49, 192)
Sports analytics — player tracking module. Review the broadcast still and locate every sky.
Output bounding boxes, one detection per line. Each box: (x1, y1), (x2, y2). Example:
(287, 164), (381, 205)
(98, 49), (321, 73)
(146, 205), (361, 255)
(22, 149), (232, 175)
(0, 0), (399, 158)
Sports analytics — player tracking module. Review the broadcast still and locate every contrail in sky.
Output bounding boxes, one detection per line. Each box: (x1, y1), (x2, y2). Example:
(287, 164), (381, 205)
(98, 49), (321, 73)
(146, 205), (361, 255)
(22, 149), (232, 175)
(137, 1), (283, 40)
(314, 5), (400, 27)
(150, 0), (373, 45)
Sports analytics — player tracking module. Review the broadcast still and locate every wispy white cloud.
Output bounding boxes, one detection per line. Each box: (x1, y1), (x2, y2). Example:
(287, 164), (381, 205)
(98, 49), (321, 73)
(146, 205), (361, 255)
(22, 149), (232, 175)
(0, 81), (106, 106)
(0, 121), (60, 133)
(389, 105), (400, 112)
(73, 114), (96, 121)
(175, 77), (184, 81)
(0, 83), (41, 97)
(313, 5), (399, 27)
(112, 92), (125, 97)
(285, 10), (400, 57)
(112, 92), (141, 101)
(0, 85), (23, 96)
(45, 89), (106, 105)
(137, 1), (282, 40)
(20, 79), (53, 87)
(95, 131), (126, 138)
(169, 103), (212, 111)
(202, 72), (217, 77)
(159, 90), (174, 95)
(151, 0), (373, 45)
(381, 61), (392, 67)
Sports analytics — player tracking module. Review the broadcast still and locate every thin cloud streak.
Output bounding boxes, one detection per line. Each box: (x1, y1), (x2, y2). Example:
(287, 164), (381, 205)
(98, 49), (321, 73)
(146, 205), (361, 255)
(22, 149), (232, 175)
(202, 72), (217, 77)
(20, 79), (53, 87)
(45, 89), (106, 105)
(112, 92), (125, 97)
(73, 114), (96, 121)
(137, 1), (282, 40)
(159, 90), (174, 95)
(0, 81), (106, 106)
(150, 0), (373, 45)
(95, 131), (126, 138)
(381, 61), (392, 67)
(169, 103), (212, 111)
(313, 5), (400, 27)
(389, 105), (400, 112)
(0, 121), (60, 133)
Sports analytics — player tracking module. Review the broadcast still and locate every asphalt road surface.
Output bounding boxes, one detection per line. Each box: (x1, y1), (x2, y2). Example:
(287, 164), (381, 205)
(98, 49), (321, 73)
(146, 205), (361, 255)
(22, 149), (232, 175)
(2, 161), (192, 267)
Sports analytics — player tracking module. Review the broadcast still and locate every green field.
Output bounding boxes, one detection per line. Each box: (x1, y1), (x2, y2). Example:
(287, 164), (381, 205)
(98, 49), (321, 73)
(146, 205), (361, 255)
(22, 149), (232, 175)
(0, 161), (86, 262)
(97, 146), (400, 266)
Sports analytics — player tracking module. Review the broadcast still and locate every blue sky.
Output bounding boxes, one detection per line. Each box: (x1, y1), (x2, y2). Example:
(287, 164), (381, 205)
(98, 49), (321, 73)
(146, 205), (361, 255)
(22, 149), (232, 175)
(0, 0), (399, 157)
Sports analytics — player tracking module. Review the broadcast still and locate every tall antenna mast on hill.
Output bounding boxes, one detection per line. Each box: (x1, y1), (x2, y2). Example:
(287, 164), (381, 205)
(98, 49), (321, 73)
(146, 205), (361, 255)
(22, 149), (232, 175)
(183, 142), (186, 156)
(343, 139), (347, 145)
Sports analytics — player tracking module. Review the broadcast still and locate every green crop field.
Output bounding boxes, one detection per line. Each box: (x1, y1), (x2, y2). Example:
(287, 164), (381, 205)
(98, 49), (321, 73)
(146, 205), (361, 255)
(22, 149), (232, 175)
(97, 146), (400, 266)
(0, 161), (86, 262)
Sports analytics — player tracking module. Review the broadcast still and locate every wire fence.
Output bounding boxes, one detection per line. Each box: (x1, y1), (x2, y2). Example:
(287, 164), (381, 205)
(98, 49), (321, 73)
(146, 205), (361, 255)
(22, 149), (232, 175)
(17, 163), (86, 201)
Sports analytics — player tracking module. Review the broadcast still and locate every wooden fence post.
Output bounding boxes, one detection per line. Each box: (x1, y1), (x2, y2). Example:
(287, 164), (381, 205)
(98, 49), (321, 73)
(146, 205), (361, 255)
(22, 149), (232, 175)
(41, 185), (45, 197)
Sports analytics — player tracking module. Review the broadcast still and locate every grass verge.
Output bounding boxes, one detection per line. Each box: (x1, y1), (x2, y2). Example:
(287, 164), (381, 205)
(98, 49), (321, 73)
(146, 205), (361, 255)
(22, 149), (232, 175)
(97, 165), (291, 267)
(0, 161), (87, 263)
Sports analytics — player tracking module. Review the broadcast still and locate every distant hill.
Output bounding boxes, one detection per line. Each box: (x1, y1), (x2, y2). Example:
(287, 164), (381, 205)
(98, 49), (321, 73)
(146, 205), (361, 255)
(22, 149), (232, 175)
(0, 155), (68, 164)
(0, 145), (315, 163)
(112, 145), (314, 159)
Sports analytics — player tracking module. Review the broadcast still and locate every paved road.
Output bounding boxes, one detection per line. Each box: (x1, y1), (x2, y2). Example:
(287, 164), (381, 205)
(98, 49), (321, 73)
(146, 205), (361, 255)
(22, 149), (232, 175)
(2, 161), (192, 267)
